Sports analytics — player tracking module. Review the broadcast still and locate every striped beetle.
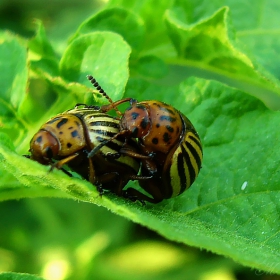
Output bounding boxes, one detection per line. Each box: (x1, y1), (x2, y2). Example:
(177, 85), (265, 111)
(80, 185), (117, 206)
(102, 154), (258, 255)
(87, 75), (203, 203)
(29, 105), (150, 200)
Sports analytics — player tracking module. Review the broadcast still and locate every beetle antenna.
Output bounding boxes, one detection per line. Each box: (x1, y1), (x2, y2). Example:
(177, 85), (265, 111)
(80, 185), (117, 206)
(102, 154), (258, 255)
(87, 75), (113, 103)
(87, 75), (122, 116)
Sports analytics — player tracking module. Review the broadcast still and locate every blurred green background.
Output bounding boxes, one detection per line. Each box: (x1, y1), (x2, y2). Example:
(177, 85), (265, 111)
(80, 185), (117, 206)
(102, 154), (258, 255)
(1, 1), (280, 279)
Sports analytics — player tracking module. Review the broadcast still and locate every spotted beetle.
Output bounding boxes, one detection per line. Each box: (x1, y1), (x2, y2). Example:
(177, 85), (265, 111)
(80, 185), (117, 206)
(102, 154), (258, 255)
(29, 105), (150, 200)
(87, 75), (203, 203)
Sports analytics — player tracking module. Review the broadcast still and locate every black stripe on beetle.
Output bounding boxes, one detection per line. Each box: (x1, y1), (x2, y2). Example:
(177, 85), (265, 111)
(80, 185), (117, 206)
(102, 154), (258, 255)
(90, 128), (116, 138)
(105, 140), (123, 153)
(89, 120), (119, 129)
(95, 136), (122, 153)
(85, 113), (115, 119)
(181, 143), (196, 186)
(176, 152), (187, 193)
(189, 134), (203, 151)
(186, 137), (202, 170)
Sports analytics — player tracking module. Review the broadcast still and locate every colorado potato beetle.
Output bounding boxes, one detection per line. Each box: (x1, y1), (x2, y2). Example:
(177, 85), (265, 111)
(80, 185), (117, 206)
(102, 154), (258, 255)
(29, 105), (149, 199)
(87, 75), (203, 203)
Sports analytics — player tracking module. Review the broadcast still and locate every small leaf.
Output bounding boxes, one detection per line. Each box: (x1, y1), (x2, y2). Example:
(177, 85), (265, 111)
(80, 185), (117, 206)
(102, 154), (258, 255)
(107, 0), (174, 53)
(165, 7), (280, 110)
(0, 32), (28, 147)
(134, 55), (168, 79)
(28, 20), (59, 76)
(60, 32), (131, 100)
(169, 0), (280, 78)
(71, 7), (145, 51)
(0, 32), (28, 109)
(29, 20), (57, 59)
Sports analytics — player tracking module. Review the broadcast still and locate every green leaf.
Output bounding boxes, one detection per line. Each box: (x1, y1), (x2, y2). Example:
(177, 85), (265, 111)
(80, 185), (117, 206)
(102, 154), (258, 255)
(2, 76), (280, 273)
(133, 55), (168, 79)
(71, 7), (145, 51)
(59, 32), (131, 100)
(107, 0), (174, 53)
(3, 2), (280, 276)
(165, 6), (280, 110)
(169, 0), (280, 78)
(29, 20), (57, 59)
(0, 272), (45, 280)
(0, 32), (28, 109)
(0, 32), (28, 147)
(28, 20), (59, 76)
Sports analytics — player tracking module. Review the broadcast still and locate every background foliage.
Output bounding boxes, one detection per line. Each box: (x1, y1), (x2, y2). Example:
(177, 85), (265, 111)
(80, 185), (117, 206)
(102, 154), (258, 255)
(1, 0), (280, 279)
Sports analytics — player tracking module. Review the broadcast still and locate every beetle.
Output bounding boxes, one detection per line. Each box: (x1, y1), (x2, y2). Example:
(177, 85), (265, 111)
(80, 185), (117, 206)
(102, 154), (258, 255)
(87, 75), (203, 203)
(29, 105), (150, 200)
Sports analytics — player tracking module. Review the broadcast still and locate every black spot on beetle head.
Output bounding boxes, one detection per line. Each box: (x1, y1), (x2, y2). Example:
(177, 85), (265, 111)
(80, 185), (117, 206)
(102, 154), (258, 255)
(163, 132), (172, 143)
(152, 138), (158, 145)
(140, 117), (149, 129)
(136, 104), (146, 110)
(166, 125), (174, 133)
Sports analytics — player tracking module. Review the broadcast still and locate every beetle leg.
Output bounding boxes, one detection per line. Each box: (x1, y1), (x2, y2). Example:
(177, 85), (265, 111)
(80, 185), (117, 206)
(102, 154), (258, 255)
(50, 153), (80, 171)
(96, 172), (124, 194)
(128, 174), (152, 180)
(87, 131), (129, 158)
(123, 191), (146, 205)
(123, 188), (163, 204)
(59, 168), (73, 177)
(99, 97), (133, 114)
(96, 185), (106, 196)
(119, 147), (153, 159)
(88, 156), (96, 184)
